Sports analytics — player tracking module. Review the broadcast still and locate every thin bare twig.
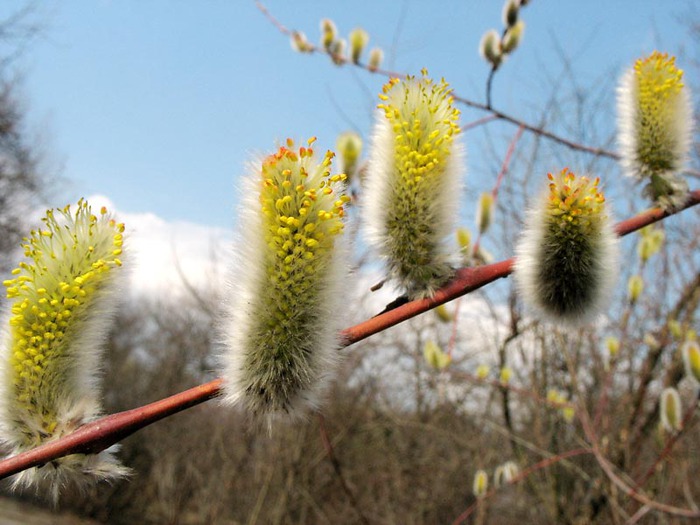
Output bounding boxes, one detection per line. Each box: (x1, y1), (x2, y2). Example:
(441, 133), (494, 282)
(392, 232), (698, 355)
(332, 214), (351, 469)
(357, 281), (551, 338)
(0, 191), (698, 481)
(579, 396), (700, 519)
(472, 124), (525, 257)
(317, 414), (370, 525)
(451, 448), (594, 525)
(634, 390), (700, 490)
(462, 114), (499, 132)
(255, 1), (622, 161)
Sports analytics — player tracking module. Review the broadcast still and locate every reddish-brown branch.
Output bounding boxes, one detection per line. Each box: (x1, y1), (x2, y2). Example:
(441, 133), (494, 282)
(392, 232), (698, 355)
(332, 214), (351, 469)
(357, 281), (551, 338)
(0, 379), (222, 479)
(0, 191), (698, 481)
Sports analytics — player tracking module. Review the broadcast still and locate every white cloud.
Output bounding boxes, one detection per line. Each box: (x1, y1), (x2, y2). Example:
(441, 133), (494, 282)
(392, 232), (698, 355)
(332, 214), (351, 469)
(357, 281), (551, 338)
(87, 195), (232, 299)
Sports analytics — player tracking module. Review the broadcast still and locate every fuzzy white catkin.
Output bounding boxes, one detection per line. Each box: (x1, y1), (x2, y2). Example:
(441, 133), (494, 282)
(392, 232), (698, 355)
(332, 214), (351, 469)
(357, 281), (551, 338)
(364, 73), (465, 298)
(219, 139), (349, 423)
(617, 51), (693, 208)
(473, 469), (489, 497)
(514, 169), (620, 326)
(660, 387), (682, 432)
(0, 199), (129, 501)
(682, 340), (700, 384)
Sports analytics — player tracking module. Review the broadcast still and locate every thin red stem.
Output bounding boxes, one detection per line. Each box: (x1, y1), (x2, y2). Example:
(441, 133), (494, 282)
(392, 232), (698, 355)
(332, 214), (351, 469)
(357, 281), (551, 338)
(473, 124), (524, 257)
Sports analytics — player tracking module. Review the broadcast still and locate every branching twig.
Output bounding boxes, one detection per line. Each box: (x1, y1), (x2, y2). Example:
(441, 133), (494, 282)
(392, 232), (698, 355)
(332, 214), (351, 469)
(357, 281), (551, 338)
(450, 448), (594, 525)
(579, 397), (700, 519)
(255, 1), (623, 161)
(472, 124), (525, 257)
(0, 191), (698, 481)
(318, 414), (370, 525)
(634, 390), (700, 490)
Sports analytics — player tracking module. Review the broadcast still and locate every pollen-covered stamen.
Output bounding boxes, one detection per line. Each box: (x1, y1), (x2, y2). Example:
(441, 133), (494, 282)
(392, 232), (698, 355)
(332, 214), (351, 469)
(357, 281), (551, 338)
(232, 138), (349, 415)
(1, 198), (129, 499)
(2, 199), (125, 446)
(538, 169), (608, 313)
(617, 50), (693, 209)
(545, 169), (606, 233)
(633, 52), (686, 176)
(377, 75), (460, 188)
(368, 72), (464, 297)
(514, 168), (619, 325)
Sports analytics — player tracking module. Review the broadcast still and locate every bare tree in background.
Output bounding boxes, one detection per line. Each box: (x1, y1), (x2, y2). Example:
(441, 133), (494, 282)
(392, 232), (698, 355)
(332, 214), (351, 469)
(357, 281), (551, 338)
(0, 3), (50, 272)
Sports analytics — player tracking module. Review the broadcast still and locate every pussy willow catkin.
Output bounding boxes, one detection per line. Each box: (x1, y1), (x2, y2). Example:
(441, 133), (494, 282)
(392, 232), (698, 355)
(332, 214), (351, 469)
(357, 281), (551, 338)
(514, 169), (619, 325)
(220, 139), (349, 421)
(617, 51), (693, 208)
(0, 199), (129, 500)
(365, 73), (465, 298)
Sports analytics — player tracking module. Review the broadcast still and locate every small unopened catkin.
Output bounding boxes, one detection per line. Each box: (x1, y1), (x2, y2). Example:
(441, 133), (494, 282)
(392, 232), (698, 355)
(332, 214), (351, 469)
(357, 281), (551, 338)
(0, 199), (129, 500)
(220, 138), (349, 421)
(514, 169), (619, 325)
(660, 386), (682, 432)
(365, 73), (465, 298)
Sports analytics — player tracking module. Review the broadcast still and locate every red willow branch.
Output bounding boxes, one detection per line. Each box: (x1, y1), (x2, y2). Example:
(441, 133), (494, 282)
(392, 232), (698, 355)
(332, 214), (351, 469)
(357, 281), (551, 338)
(0, 195), (698, 478)
(0, 191), (698, 481)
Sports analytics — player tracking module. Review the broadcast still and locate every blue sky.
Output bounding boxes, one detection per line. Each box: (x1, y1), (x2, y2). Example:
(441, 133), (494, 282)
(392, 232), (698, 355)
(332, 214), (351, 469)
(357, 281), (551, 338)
(2, 0), (695, 228)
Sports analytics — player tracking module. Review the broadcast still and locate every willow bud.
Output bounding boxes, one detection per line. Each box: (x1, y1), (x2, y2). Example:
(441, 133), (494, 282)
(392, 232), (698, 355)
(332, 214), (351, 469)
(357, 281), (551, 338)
(457, 228), (471, 252)
(368, 48), (384, 72)
(434, 304), (453, 323)
(606, 336), (620, 356)
(501, 461), (519, 483)
(628, 275), (644, 303)
(502, 0), (519, 27)
(638, 226), (664, 263)
(290, 31), (312, 53)
(501, 20), (525, 54)
(476, 364), (490, 380)
(479, 29), (502, 68)
(424, 340), (451, 369)
(476, 192), (494, 234)
(329, 38), (346, 65)
(320, 18), (337, 52)
(668, 319), (682, 339)
(348, 27), (369, 64)
(336, 131), (362, 181)
(660, 387), (682, 432)
(500, 366), (513, 384)
(473, 469), (489, 497)
(682, 340), (700, 383)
